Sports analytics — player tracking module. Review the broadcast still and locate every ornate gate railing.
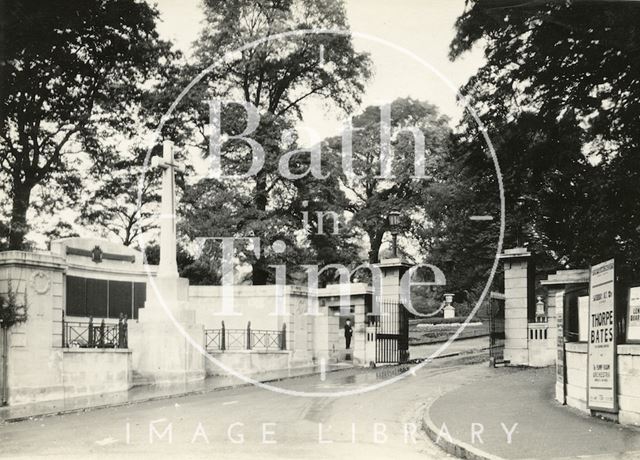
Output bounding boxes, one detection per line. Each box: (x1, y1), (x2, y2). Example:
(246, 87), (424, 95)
(62, 314), (128, 348)
(205, 321), (287, 352)
(489, 291), (506, 366)
(368, 298), (409, 364)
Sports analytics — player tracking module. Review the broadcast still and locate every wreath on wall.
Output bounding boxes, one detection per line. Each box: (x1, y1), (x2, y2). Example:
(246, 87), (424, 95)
(0, 283), (28, 329)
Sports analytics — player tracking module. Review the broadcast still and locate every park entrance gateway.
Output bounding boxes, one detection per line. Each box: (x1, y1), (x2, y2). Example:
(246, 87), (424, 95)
(498, 247), (640, 426)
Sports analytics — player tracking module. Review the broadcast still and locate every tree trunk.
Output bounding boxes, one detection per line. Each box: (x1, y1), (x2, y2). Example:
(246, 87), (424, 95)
(252, 172), (269, 285)
(8, 183), (32, 250)
(368, 230), (384, 264)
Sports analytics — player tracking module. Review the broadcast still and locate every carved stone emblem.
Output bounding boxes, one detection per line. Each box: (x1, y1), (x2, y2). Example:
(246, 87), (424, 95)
(30, 270), (51, 295)
(91, 245), (103, 263)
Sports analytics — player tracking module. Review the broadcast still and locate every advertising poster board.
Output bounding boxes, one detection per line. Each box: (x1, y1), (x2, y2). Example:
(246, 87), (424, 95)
(588, 258), (617, 412)
(556, 291), (566, 403)
(627, 286), (640, 343)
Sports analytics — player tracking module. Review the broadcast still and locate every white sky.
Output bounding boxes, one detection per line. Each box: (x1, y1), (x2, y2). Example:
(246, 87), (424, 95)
(153, 0), (485, 141)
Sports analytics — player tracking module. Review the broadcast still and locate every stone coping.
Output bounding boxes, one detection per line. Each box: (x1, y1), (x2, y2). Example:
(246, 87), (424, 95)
(565, 342), (588, 353)
(319, 282), (372, 297)
(499, 247), (531, 259)
(0, 251), (66, 270)
(64, 315), (121, 324)
(0, 250), (158, 278)
(375, 257), (412, 268)
(564, 342), (640, 355)
(541, 270), (589, 286)
(208, 349), (290, 355)
(618, 344), (640, 355)
(66, 262), (157, 277)
(189, 284), (309, 296)
(62, 348), (131, 354)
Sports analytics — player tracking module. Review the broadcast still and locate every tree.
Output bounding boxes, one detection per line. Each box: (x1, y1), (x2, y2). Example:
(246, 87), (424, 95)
(0, 0), (173, 249)
(327, 97), (452, 263)
(414, 112), (587, 306)
(79, 146), (164, 247)
(447, 1), (640, 277)
(176, 0), (372, 284)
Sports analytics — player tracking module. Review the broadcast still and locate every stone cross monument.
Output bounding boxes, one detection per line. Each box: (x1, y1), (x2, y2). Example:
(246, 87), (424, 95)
(129, 139), (204, 385)
(152, 140), (184, 278)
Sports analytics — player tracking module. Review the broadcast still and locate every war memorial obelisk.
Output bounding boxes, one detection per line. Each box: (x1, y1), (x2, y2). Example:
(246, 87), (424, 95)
(129, 140), (205, 385)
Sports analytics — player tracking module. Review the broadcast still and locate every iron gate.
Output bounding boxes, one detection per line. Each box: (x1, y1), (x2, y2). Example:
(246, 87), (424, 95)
(369, 298), (409, 364)
(489, 291), (505, 366)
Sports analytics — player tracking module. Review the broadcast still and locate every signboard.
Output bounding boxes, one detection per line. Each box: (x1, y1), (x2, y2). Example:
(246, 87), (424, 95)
(555, 291), (566, 404)
(588, 259), (617, 412)
(578, 296), (589, 342)
(627, 286), (640, 343)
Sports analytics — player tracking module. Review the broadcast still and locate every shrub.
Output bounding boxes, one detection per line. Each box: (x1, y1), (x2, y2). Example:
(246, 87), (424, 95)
(0, 284), (27, 329)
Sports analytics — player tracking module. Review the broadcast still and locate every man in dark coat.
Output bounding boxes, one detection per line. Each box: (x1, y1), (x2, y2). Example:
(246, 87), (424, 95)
(344, 319), (353, 349)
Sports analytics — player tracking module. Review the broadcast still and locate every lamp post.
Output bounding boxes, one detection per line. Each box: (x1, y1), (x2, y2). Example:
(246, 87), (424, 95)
(515, 195), (531, 248)
(388, 210), (401, 258)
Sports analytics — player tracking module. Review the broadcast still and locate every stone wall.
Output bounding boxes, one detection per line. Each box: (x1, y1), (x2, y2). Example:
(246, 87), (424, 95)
(0, 251), (66, 405)
(563, 342), (640, 425)
(617, 344), (640, 425)
(564, 342), (588, 412)
(205, 350), (291, 377)
(0, 251), (133, 406)
(188, 284), (313, 367)
(62, 349), (131, 399)
(189, 285), (302, 330)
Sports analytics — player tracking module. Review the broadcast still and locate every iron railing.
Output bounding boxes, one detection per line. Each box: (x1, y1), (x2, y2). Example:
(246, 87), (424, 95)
(205, 321), (286, 352)
(62, 314), (128, 349)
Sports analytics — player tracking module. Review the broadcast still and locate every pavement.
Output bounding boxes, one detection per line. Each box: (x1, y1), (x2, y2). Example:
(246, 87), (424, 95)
(0, 352), (492, 459)
(425, 366), (640, 459)
(0, 338), (488, 424)
(12, 336), (636, 460)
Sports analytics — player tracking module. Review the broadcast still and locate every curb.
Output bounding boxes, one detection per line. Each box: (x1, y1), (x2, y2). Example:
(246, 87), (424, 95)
(421, 395), (505, 460)
(0, 365), (350, 424)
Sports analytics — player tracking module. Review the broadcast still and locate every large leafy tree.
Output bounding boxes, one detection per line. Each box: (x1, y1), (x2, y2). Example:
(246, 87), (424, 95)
(0, 0), (173, 249)
(446, 0), (640, 279)
(176, 0), (372, 284)
(79, 146), (163, 247)
(326, 97), (452, 264)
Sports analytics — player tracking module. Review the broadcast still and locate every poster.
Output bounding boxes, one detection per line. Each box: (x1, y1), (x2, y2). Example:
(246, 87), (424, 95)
(588, 259), (617, 412)
(627, 286), (640, 342)
(579, 296), (589, 342)
(556, 292), (565, 388)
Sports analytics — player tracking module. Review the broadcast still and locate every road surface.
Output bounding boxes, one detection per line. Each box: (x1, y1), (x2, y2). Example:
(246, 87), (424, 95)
(0, 352), (490, 459)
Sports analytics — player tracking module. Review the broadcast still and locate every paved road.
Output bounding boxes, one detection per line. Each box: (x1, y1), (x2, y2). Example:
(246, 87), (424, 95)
(0, 352), (490, 460)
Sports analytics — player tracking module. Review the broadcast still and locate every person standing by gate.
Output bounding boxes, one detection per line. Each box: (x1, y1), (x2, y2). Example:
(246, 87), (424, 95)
(344, 319), (353, 349)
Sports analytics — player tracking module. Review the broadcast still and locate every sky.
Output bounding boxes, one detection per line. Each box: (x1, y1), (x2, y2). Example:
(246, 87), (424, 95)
(152, 0), (485, 142)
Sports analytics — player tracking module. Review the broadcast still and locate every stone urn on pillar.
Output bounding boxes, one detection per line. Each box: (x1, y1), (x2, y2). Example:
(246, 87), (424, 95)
(443, 293), (456, 319)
